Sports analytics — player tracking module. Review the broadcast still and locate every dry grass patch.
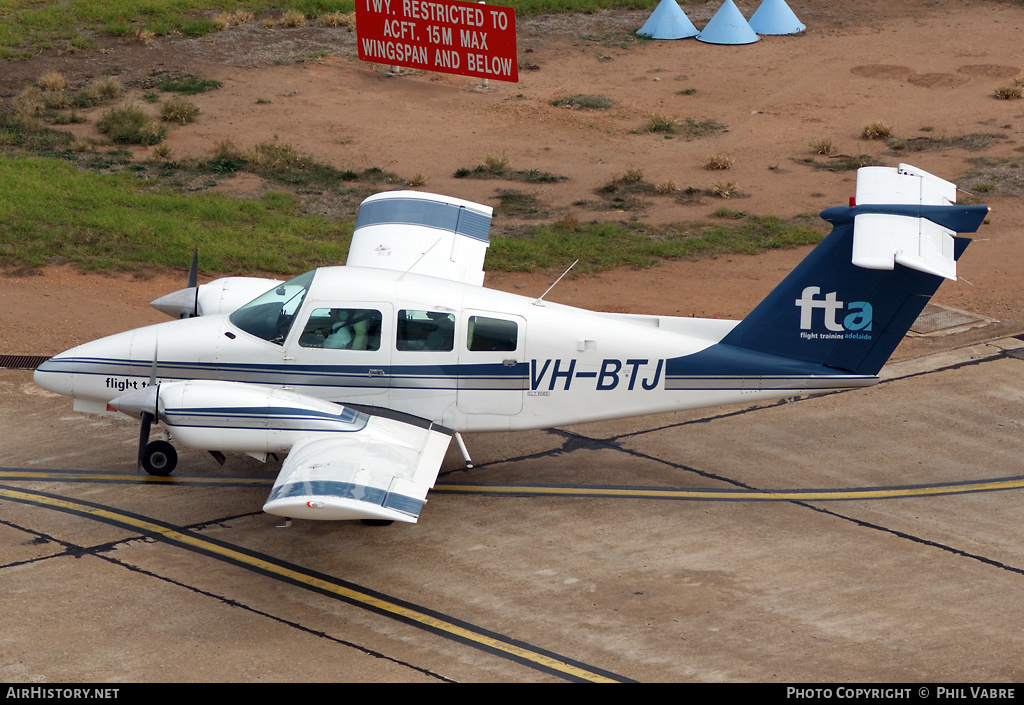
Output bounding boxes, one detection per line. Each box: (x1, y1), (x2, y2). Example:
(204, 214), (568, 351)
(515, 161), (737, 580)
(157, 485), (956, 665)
(556, 211), (579, 232)
(212, 10), (254, 29)
(126, 29), (156, 45)
(711, 180), (738, 198)
(277, 10), (307, 28)
(321, 11), (356, 29)
(994, 83), (1023, 99)
(622, 167), (644, 184)
(704, 154), (734, 170)
(645, 114), (679, 133)
(862, 121), (892, 139)
(80, 78), (123, 103)
(160, 96), (200, 124)
(36, 71), (68, 92)
(147, 144), (173, 162)
(810, 138), (835, 156)
(484, 152), (510, 173)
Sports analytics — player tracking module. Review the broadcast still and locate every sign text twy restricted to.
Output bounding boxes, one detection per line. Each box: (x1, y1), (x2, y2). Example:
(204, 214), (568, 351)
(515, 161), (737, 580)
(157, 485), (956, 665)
(356, 0), (518, 82)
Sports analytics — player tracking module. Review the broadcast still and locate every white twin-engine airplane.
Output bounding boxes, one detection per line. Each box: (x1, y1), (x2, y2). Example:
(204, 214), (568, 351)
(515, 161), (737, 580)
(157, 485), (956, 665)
(34, 164), (988, 526)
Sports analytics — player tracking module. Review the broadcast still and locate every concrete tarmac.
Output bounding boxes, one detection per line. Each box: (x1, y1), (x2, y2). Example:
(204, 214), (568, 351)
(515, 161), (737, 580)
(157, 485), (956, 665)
(2, 336), (1024, 682)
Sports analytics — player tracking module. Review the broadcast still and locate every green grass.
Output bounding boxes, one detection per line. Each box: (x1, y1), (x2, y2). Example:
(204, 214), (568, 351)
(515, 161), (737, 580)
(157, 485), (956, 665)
(963, 156), (1024, 197)
(159, 75), (223, 95)
(641, 116), (728, 139)
(898, 133), (1005, 153)
(0, 154), (827, 275)
(486, 215), (827, 273)
(495, 189), (545, 218)
(809, 154), (884, 172)
(96, 104), (166, 145)
(453, 158), (567, 183)
(0, 1), (357, 59)
(0, 155), (352, 272)
(681, 118), (728, 139)
(210, 139), (400, 190)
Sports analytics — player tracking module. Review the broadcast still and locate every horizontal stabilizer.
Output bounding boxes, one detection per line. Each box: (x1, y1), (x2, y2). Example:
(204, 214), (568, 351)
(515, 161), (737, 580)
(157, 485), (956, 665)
(845, 164), (987, 281)
(347, 191), (492, 286)
(852, 213), (957, 280)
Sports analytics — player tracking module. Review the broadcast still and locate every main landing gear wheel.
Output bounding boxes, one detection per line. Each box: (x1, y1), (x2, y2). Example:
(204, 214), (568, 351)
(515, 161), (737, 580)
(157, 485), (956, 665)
(142, 440), (177, 476)
(361, 519), (394, 527)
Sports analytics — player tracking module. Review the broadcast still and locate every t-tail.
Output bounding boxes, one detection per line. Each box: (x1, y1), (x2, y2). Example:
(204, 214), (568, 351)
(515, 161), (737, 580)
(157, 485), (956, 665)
(721, 164), (988, 377)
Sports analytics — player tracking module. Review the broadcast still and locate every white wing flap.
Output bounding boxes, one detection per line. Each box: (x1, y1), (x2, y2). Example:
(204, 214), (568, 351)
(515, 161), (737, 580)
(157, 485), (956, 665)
(851, 164), (959, 281)
(263, 414), (453, 523)
(346, 191), (492, 286)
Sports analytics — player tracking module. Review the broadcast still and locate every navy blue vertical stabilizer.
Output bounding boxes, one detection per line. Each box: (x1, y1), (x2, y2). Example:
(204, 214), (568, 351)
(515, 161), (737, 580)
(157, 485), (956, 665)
(719, 208), (973, 377)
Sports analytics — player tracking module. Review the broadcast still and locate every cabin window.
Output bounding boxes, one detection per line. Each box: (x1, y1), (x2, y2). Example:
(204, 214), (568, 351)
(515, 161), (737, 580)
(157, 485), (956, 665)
(396, 310), (455, 351)
(228, 270), (314, 345)
(299, 308), (382, 350)
(466, 316), (518, 352)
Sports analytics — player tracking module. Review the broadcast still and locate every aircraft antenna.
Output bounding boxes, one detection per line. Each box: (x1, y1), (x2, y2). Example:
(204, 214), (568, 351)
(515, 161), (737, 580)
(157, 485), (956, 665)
(397, 237), (442, 280)
(532, 259), (578, 306)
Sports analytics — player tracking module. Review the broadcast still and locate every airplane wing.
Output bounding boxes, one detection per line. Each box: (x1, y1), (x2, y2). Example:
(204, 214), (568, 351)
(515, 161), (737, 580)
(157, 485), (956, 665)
(346, 190), (492, 286)
(108, 379), (453, 523)
(262, 411), (453, 524)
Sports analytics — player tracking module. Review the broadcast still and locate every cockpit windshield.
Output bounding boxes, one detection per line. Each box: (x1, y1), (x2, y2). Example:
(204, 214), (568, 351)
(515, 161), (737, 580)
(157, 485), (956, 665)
(228, 270), (315, 345)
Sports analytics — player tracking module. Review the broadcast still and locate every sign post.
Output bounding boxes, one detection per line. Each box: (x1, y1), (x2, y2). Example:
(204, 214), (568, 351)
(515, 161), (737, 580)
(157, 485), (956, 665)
(356, 0), (518, 83)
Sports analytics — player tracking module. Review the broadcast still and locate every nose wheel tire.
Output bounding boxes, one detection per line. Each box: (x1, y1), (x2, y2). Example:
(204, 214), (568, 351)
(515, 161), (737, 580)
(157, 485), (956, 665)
(142, 440), (178, 476)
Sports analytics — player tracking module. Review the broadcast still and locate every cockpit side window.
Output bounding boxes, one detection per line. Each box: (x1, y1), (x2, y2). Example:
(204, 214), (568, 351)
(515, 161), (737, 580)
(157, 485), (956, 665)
(466, 316), (518, 352)
(229, 270), (315, 345)
(299, 308), (382, 350)
(396, 310), (455, 351)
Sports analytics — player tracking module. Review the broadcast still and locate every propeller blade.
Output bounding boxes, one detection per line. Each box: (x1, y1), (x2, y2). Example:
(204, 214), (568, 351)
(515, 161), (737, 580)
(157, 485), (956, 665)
(188, 249), (200, 317)
(138, 411), (153, 470)
(187, 248), (198, 289)
(149, 338), (158, 389)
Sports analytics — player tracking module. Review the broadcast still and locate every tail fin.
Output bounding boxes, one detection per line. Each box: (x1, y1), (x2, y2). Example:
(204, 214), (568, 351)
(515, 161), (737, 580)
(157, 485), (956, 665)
(721, 164), (987, 376)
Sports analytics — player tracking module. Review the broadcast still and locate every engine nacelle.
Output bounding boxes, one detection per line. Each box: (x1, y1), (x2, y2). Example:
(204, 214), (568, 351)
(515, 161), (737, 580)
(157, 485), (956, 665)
(150, 277), (284, 318)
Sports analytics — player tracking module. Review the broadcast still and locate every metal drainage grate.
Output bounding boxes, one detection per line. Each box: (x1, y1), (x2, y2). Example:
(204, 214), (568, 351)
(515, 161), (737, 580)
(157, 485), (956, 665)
(0, 355), (51, 370)
(909, 303), (988, 336)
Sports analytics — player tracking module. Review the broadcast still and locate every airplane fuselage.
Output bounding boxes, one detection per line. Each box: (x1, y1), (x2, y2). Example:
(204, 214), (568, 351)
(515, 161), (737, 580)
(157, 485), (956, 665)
(34, 265), (875, 433)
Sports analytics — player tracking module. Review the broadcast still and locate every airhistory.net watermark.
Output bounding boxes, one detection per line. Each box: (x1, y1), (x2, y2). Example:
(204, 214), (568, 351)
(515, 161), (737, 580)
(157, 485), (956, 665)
(5, 689), (119, 700)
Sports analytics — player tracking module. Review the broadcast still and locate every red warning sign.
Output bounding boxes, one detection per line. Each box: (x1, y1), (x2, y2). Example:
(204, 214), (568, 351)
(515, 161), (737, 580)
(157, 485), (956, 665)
(356, 0), (518, 82)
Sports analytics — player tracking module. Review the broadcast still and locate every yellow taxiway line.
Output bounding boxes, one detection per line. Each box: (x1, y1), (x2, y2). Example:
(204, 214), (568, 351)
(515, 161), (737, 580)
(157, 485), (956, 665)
(434, 476), (1024, 501)
(0, 483), (629, 683)
(4, 468), (1024, 502)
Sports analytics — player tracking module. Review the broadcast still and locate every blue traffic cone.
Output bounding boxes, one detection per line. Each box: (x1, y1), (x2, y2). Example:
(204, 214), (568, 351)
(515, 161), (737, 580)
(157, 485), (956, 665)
(749, 0), (805, 35)
(696, 0), (759, 45)
(637, 0), (699, 39)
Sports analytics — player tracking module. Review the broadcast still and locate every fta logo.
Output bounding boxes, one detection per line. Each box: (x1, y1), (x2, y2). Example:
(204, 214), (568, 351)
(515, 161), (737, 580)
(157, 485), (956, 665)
(795, 286), (872, 333)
